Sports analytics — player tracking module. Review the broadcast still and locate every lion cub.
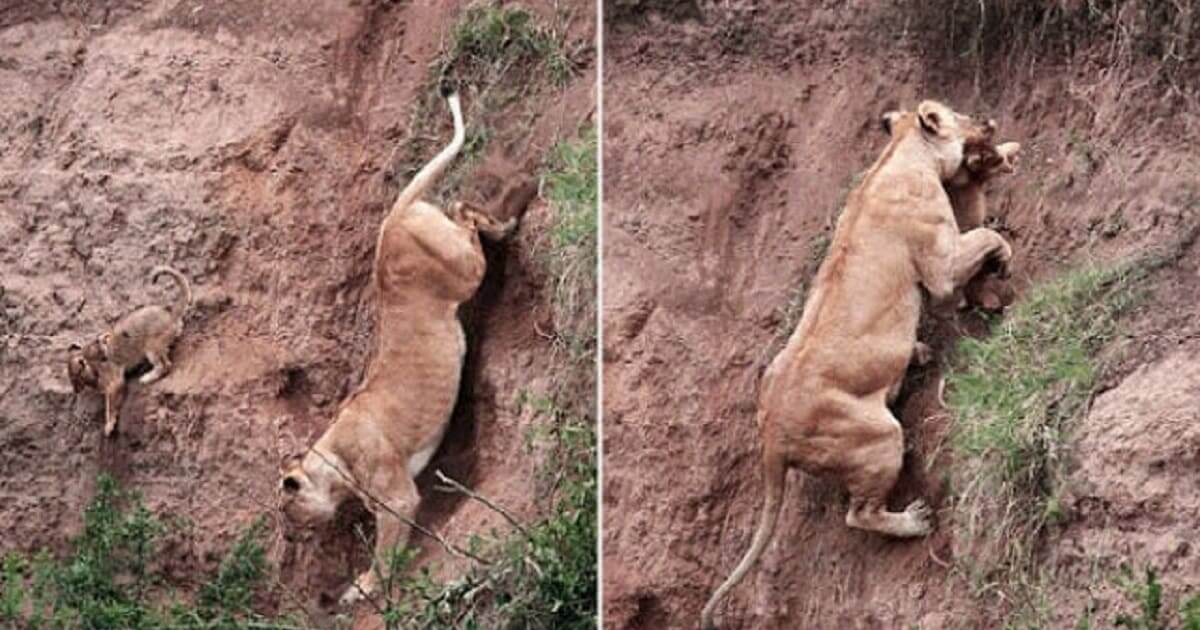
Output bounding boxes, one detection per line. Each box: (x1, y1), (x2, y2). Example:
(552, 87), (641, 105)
(949, 140), (1020, 310)
(67, 265), (192, 436)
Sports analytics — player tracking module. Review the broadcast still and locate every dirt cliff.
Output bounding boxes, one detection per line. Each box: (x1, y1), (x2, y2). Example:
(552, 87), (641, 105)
(0, 0), (594, 623)
(603, 2), (1200, 628)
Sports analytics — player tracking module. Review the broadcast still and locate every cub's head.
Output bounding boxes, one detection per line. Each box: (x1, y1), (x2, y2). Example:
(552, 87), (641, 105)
(880, 100), (997, 180)
(279, 450), (348, 530)
(965, 140), (1021, 177)
(66, 340), (106, 392)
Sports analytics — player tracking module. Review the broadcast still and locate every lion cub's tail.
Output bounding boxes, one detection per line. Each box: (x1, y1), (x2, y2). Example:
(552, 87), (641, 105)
(151, 265), (192, 317)
(699, 450), (787, 630)
(389, 89), (465, 215)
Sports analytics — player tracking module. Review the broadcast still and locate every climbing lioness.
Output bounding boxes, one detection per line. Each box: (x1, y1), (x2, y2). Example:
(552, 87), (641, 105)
(701, 101), (1011, 629)
(279, 88), (516, 606)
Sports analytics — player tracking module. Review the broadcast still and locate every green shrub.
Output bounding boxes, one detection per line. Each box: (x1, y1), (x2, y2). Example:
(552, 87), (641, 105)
(443, 3), (574, 86)
(398, 2), (576, 202)
(0, 475), (293, 629)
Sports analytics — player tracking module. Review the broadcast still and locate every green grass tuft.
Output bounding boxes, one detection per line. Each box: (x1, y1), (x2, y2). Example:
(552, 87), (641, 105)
(443, 3), (575, 87)
(948, 260), (1148, 588)
(397, 2), (577, 203)
(543, 127), (599, 366)
(945, 224), (1200, 611)
(1116, 566), (1165, 630)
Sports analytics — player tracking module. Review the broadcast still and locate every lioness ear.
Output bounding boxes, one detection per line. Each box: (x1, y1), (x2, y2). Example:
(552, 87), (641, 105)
(880, 111), (902, 136)
(917, 101), (943, 136)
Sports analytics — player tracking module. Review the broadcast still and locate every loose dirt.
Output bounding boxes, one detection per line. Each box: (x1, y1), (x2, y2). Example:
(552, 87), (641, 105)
(0, 0), (593, 624)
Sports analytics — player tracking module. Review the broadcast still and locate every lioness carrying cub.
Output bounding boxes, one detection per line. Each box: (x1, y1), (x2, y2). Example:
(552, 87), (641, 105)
(885, 109), (1022, 311)
(279, 88), (518, 606)
(701, 101), (1012, 629)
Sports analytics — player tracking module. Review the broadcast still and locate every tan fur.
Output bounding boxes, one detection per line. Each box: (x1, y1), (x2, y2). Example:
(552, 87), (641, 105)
(952, 140), (1020, 310)
(67, 266), (191, 436)
(701, 101), (1011, 629)
(946, 140), (1020, 230)
(887, 110), (1022, 313)
(278, 92), (520, 607)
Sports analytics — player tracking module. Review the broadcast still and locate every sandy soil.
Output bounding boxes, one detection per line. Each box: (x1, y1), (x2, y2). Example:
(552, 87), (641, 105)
(602, 2), (1200, 628)
(0, 0), (594, 624)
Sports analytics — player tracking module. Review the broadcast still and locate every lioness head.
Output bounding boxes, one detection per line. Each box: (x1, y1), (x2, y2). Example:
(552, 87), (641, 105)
(879, 101), (996, 180)
(279, 450), (350, 528)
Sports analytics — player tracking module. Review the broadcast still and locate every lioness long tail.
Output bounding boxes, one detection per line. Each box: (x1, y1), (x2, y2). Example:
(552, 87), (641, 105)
(151, 265), (192, 316)
(389, 92), (465, 215)
(699, 450), (787, 630)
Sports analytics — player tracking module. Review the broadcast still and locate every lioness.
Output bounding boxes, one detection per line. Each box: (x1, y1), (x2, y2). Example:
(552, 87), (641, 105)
(279, 88), (516, 606)
(701, 101), (1011, 629)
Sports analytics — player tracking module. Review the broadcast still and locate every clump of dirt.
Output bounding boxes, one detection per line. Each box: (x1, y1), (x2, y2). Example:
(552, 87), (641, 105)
(0, 0), (593, 623)
(603, 1), (1200, 628)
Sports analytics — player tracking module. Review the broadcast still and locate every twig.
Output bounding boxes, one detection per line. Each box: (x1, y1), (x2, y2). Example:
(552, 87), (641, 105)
(434, 470), (529, 537)
(307, 448), (491, 565)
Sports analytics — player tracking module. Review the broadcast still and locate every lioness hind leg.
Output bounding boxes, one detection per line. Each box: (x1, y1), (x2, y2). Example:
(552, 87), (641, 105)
(840, 408), (932, 538)
(340, 475), (419, 607)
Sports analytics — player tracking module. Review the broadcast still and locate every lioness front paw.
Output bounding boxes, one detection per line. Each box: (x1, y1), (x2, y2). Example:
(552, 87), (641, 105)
(904, 499), (933, 536)
(992, 239), (1014, 278)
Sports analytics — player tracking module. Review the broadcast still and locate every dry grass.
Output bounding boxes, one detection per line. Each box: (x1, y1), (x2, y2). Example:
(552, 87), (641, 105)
(879, 0), (1200, 88)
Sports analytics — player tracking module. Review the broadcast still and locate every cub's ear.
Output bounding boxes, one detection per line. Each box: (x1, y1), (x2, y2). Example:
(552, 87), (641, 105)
(916, 101), (943, 136)
(997, 142), (1021, 160)
(68, 342), (82, 352)
(996, 142), (1021, 173)
(880, 111), (903, 136)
